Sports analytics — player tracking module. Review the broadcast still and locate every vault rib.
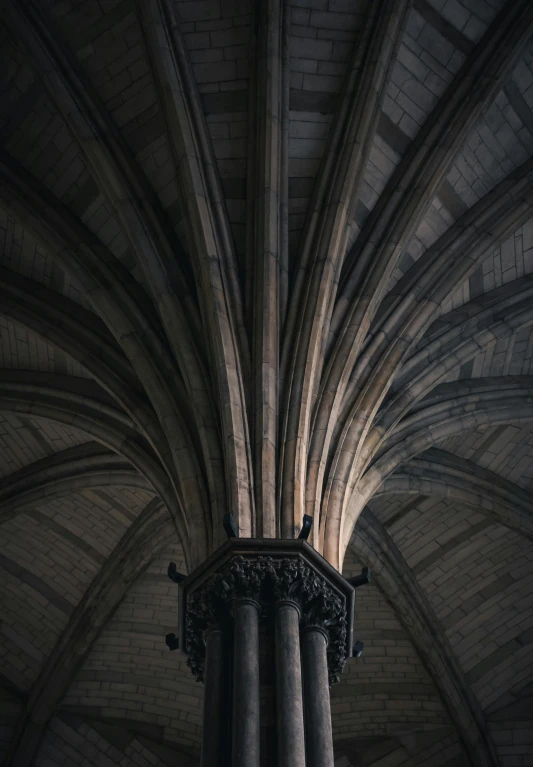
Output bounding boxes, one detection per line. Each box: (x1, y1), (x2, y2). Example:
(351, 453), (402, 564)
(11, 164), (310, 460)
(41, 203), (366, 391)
(139, 0), (255, 538)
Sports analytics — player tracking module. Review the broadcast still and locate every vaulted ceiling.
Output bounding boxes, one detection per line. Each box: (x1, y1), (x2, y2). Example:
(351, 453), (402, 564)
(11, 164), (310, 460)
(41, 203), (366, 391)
(0, 1), (532, 766)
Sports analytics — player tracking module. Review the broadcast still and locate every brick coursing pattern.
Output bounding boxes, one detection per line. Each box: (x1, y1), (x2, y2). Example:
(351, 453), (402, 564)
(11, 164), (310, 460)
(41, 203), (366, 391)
(0, 315), (89, 378)
(439, 422), (533, 490)
(386, 42), (533, 290)
(287, 0), (366, 256)
(35, 713), (188, 767)
(63, 545), (203, 756)
(0, 208), (90, 309)
(0, 687), (23, 764)
(0, 413), (90, 479)
(0, 488), (152, 691)
(333, 552), (449, 741)
(491, 719), (533, 767)
(334, 725), (469, 767)
(378, 494), (533, 711)
(0, 0), (532, 763)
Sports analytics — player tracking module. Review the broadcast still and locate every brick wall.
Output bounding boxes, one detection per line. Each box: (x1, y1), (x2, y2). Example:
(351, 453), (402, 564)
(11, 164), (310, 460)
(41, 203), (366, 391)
(0, 315), (89, 378)
(36, 712), (195, 767)
(377, 493), (533, 712)
(0, 413), (90, 478)
(47, 0), (185, 241)
(177, 0), (253, 264)
(439, 423), (533, 490)
(491, 720), (533, 767)
(0, 685), (23, 764)
(288, 0), (367, 256)
(0, 487), (152, 691)
(386, 31), (533, 291)
(334, 551), (449, 741)
(62, 543), (203, 757)
(334, 725), (469, 766)
(0, 208), (90, 309)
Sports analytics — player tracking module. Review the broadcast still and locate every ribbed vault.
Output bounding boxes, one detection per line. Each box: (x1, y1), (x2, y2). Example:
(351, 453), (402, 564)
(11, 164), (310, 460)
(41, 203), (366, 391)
(0, 0), (532, 765)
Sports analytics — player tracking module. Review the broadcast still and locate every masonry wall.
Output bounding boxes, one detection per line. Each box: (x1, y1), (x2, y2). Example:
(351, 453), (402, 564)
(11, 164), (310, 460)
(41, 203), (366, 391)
(337, 551), (450, 740)
(60, 543), (202, 758)
(35, 712), (195, 767)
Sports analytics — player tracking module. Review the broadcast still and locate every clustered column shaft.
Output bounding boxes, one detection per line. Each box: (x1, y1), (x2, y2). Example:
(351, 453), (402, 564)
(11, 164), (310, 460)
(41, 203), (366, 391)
(178, 544), (354, 767)
(232, 598), (261, 767)
(301, 626), (335, 767)
(275, 600), (306, 766)
(201, 604), (333, 766)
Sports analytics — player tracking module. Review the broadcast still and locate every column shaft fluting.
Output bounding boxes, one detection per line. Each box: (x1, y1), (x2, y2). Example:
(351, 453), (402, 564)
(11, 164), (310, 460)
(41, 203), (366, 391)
(302, 626), (334, 767)
(275, 600), (306, 767)
(201, 625), (226, 767)
(232, 599), (261, 767)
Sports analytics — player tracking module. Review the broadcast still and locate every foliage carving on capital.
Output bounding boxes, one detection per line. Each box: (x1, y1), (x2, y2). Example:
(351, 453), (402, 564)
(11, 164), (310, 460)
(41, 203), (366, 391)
(185, 556), (273, 680)
(270, 556), (307, 601)
(298, 566), (347, 684)
(212, 555), (275, 602)
(183, 554), (348, 684)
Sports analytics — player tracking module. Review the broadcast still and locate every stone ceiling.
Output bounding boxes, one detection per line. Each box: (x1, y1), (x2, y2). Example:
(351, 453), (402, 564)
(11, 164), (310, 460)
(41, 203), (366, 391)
(0, 0), (532, 765)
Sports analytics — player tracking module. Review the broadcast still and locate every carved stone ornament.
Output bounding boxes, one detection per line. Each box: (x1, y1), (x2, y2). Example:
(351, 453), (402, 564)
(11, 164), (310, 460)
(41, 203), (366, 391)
(184, 554), (348, 685)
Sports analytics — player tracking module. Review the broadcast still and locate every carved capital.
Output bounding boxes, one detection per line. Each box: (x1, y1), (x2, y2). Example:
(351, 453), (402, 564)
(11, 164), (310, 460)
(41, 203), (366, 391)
(183, 552), (349, 685)
(212, 555), (275, 602)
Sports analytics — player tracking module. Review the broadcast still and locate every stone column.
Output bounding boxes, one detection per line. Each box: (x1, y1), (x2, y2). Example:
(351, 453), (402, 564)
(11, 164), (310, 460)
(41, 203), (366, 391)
(301, 625), (334, 767)
(274, 599), (306, 767)
(174, 541), (355, 767)
(200, 624), (226, 767)
(232, 598), (260, 767)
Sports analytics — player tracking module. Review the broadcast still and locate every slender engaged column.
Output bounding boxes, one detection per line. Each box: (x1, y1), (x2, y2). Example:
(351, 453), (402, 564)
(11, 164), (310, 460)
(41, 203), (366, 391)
(275, 600), (306, 767)
(302, 626), (334, 767)
(201, 625), (226, 767)
(232, 598), (260, 767)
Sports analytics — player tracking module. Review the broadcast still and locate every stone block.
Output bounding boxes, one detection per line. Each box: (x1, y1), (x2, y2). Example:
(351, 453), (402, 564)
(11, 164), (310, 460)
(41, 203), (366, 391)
(290, 88), (337, 112)
(309, 10), (360, 31)
(201, 89), (248, 113)
(210, 25), (250, 47)
(291, 23), (318, 40)
(176, 0), (221, 22)
(221, 0), (249, 15)
(302, 73), (343, 93)
(418, 25), (454, 67)
(290, 36), (333, 61)
(193, 60), (236, 83)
